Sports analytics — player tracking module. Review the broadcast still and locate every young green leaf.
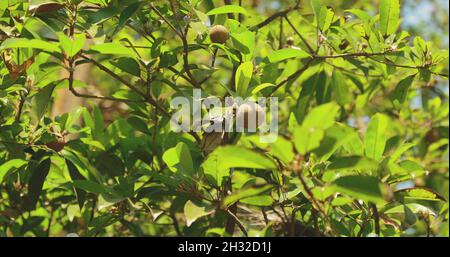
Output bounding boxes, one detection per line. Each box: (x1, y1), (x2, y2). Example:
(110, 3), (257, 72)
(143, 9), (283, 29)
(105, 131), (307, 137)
(222, 185), (273, 207)
(391, 75), (415, 109)
(58, 33), (86, 57)
(332, 175), (387, 205)
(90, 42), (135, 56)
(0, 159), (28, 183)
(379, 0), (400, 36)
(267, 48), (310, 63)
(327, 156), (378, 172)
(0, 38), (61, 53)
(163, 142), (195, 174)
(235, 61), (253, 97)
(364, 113), (389, 161)
(184, 200), (214, 227)
(206, 5), (248, 16)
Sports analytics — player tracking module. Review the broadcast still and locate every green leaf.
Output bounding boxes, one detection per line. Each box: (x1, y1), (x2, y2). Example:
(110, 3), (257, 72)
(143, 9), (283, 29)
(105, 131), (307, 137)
(184, 200), (214, 227)
(318, 6), (334, 32)
(162, 142), (195, 174)
(217, 146), (277, 170)
(293, 126), (325, 155)
(73, 180), (107, 194)
(313, 123), (356, 161)
(388, 143), (416, 163)
(346, 9), (371, 24)
(201, 153), (230, 187)
(0, 38), (61, 53)
(364, 113), (389, 161)
(310, 0), (322, 23)
(58, 33), (85, 57)
(293, 103), (340, 155)
(95, 153), (125, 177)
(24, 158), (51, 211)
(240, 195), (274, 207)
(303, 102), (340, 130)
(391, 75), (415, 109)
(66, 159), (87, 209)
(235, 61), (253, 97)
(332, 71), (352, 105)
(268, 136), (295, 164)
(86, 6), (118, 24)
(327, 156), (378, 172)
(395, 188), (446, 202)
(230, 31), (255, 61)
(90, 42), (135, 56)
(202, 146), (277, 186)
(267, 48), (310, 63)
(223, 185), (273, 207)
(0, 159), (28, 183)
(206, 5), (248, 16)
(295, 73), (321, 123)
(384, 203), (437, 217)
(332, 175), (386, 205)
(251, 83), (275, 95)
(379, 0), (400, 35)
(118, 2), (142, 28)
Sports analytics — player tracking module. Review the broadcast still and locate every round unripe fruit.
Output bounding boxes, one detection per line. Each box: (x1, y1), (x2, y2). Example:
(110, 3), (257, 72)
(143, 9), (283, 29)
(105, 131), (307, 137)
(236, 102), (266, 131)
(209, 25), (229, 44)
(46, 139), (66, 152)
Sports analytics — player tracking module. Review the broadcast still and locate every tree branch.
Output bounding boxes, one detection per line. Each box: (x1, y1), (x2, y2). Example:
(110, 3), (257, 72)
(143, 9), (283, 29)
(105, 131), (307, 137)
(225, 208), (248, 237)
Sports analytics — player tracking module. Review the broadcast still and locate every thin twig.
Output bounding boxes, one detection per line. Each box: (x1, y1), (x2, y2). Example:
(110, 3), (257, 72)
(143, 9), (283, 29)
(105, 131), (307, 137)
(226, 208), (248, 237)
(250, 1), (301, 31)
(284, 14), (314, 53)
(370, 203), (380, 235)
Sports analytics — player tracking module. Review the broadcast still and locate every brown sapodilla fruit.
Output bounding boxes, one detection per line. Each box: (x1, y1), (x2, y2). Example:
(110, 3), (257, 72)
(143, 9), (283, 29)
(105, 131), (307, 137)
(236, 102), (266, 131)
(209, 25), (230, 44)
(46, 139), (66, 152)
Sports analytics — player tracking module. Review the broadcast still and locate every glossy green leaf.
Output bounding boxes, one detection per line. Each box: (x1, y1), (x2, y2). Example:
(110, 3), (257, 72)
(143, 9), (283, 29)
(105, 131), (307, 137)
(332, 71), (352, 105)
(118, 2), (142, 28)
(163, 142), (195, 174)
(24, 158), (51, 211)
(90, 42), (135, 56)
(184, 200), (214, 227)
(223, 185), (273, 207)
(235, 61), (253, 97)
(206, 5), (248, 16)
(332, 175), (386, 205)
(240, 195), (274, 207)
(327, 156), (378, 172)
(73, 180), (107, 194)
(0, 38), (61, 53)
(58, 33), (85, 57)
(379, 0), (400, 35)
(0, 159), (27, 183)
(202, 146), (277, 186)
(66, 159), (87, 209)
(267, 48), (310, 63)
(391, 75), (415, 109)
(364, 113), (389, 161)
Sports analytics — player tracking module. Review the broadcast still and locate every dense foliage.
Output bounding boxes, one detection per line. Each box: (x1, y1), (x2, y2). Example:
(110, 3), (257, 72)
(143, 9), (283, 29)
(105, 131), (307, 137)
(0, 0), (449, 237)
